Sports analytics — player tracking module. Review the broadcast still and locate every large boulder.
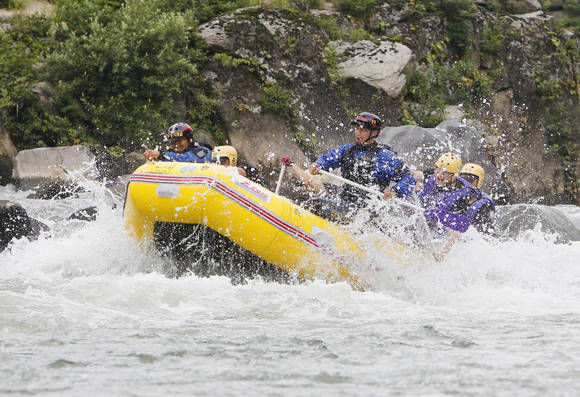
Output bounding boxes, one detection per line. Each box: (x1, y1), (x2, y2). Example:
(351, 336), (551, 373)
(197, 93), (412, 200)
(331, 40), (415, 99)
(93, 149), (145, 181)
(0, 201), (49, 252)
(505, 0), (542, 14)
(12, 145), (96, 191)
(197, 8), (401, 187)
(494, 204), (580, 242)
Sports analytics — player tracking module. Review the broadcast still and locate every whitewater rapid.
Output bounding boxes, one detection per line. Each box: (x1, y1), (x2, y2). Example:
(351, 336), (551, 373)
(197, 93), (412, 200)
(1, 183), (579, 395)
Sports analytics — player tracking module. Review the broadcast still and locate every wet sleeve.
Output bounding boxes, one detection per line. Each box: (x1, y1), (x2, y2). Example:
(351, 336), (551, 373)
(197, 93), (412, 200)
(374, 151), (416, 198)
(417, 174), (436, 206)
(314, 145), (351, 171)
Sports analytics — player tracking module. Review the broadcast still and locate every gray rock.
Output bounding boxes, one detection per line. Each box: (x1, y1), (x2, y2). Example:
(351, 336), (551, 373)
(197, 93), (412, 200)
(30, 81), (55, 113)
(494, 204), (580, 242)
(0, 200), (49, 252)
(506, 0), (542, 14)
(12, 145), (97, 191)
(333, 40), (415, 98)
(68, 206), (98, 222)
(93, 149), (145, 181)
(26, 180), (84, 200)
(106, 175), (131, 200)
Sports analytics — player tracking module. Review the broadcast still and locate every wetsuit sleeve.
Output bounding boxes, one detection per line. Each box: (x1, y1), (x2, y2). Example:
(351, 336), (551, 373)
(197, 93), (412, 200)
(314, 144), (352, 171)
(162, 146), (212, 163)
(373, 151), (416, 198)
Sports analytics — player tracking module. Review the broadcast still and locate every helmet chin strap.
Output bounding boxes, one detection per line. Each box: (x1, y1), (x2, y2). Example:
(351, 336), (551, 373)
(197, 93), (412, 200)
(360, 130), (378, 145)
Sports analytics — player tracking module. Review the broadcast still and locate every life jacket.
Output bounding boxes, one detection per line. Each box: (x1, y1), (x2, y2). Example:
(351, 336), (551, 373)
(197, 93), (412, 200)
(338, 142), (391, 203)
(419, 175), (474, 233)
(419, 175), (471, 212)
(467, 192), (495, 220)
(162, 142), (212, 163)
(455, 176), (496, 221)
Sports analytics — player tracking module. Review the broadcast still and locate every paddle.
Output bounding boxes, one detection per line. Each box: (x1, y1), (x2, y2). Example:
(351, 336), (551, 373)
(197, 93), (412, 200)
(274, 164), (286, 195)
(317, 169), (421, 211)
(317, 169), (438, 255)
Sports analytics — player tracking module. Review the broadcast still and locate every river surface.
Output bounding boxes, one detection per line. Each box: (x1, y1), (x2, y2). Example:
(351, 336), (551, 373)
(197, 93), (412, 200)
(1, 183), (580, 396)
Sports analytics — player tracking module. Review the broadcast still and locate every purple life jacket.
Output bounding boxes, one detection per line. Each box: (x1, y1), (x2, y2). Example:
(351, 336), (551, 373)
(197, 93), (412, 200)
(419, 175), (472, 211)
(455, 176), (496, 221)
(467, 192), (495, 221)
(419, 175), (474, 233)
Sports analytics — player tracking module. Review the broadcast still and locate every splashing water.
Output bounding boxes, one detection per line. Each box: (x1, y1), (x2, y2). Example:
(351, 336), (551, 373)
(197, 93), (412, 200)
(1, 181), (580, 395)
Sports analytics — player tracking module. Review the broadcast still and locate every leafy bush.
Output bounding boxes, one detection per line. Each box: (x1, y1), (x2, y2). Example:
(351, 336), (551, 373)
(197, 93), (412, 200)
(349, 28), (374, 43)
(334, 0), (375, 19)
(416, 0), (476, 55)
(188, 0), (262, 24)
(316, 14), (342, 41)
(323, 44), (343, 84)
(44, 0), (209, 148)
(406, 58), (492, 127)
(0, 0), (26, 9)
(261, 83), (293, 115)
(0, 14), (78, 147)
(481, 24), (505, 56)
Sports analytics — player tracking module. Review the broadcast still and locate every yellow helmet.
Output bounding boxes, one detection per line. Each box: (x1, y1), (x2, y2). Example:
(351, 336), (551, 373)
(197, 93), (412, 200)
(460, 163), (485, 189)
(212, 145), (238, 167)
(435, 152), (462, 176)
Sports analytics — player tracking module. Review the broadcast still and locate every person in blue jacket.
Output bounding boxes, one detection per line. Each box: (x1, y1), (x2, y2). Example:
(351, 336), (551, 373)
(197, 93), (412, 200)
(143, 123), (212, 163)
(306, 112), (415, 220)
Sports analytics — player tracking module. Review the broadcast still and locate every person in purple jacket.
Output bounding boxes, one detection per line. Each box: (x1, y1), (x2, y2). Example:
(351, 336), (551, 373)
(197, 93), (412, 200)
(143, 123), (212, 163)
(458, 163), (495, 234)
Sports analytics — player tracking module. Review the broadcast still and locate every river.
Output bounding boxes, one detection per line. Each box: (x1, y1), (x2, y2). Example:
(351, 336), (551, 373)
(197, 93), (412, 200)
(1, 182), (579, 396)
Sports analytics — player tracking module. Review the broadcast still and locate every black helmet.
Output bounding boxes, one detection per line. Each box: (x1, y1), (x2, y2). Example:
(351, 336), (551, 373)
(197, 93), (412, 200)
(164, 122), (193, 142)
(351, 112), (382, 132)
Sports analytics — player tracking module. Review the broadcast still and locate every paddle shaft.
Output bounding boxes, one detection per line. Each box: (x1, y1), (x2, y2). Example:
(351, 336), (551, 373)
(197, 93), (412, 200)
(317, 169), (422, 211)
(412, 191), (437, 255)
(275, 164), (286, 195)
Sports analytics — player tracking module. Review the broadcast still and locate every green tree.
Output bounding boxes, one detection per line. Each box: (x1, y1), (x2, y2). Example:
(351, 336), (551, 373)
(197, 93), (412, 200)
(45, 0), (209, 148)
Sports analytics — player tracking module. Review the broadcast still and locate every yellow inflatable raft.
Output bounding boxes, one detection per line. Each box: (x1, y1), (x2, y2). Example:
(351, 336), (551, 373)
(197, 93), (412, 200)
(123, 161), (413, 289)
